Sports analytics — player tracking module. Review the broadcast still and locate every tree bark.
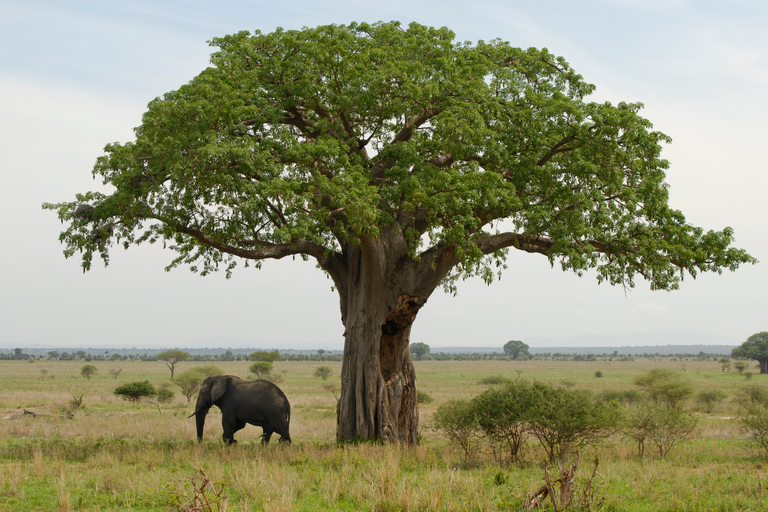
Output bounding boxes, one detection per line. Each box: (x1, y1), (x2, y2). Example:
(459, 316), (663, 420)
(331, 231), (429, 444)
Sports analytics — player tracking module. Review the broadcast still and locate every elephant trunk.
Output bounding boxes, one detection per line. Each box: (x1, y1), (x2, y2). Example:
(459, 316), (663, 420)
(194, 407), (209, 441)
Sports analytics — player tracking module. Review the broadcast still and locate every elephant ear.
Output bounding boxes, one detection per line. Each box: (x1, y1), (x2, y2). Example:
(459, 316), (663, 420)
(210, 377), (227, 403)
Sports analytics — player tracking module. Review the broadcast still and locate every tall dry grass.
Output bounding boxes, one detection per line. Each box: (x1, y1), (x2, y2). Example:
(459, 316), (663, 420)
(2, 357), (768, 510)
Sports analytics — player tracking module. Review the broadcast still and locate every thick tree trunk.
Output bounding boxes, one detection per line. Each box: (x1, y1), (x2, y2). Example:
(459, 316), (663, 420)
(334, 235), (425, 444)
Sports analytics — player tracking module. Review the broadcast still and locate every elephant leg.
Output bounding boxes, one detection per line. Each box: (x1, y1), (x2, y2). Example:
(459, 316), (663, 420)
(261, 429), (273, 444)
(221, 417), (246, 445)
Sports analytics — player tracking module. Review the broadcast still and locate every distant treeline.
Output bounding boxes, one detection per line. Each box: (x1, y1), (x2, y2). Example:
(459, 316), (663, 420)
(0, 346), (736, 362)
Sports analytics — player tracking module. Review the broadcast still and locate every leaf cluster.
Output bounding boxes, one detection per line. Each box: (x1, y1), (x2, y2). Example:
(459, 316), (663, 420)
(43, 21), (754, 291)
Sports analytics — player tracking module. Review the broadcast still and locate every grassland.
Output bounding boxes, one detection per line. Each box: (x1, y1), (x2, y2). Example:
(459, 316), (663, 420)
(1, 356), (768, 511)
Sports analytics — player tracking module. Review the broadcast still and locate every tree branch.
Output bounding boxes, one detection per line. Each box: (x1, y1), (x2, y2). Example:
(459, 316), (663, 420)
(536, 135), (577, 167)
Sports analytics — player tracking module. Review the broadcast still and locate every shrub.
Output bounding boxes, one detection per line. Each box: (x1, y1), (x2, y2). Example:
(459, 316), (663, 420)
(314, 366), (333, 381)
(433, 399), (481, 460)
(735, 384), (768, 408)
(478, 375), (509, 385)
(599, 389), (642, 405)
(175, 365), (225, 403)
(625, 404), (698, 458)
(80, 364), (98, 380)
(526, 383), (620, 461)
(471, 380), (537, 463)
(156, 386), (175, 404)
(417, 390), (433, 404)
(249, 361), (273, 378)
(114, 380), (156, 402)
(695, 390), (727, 413)
(633, 369), (693, 408)
(737, 402), (768, 456)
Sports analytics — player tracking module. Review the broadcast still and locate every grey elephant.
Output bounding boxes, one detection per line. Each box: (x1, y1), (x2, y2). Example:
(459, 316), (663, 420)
(189, 375), (292, 444)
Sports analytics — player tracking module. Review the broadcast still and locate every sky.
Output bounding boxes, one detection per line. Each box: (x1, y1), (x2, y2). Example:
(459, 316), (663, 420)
(1, 0), (766, 350)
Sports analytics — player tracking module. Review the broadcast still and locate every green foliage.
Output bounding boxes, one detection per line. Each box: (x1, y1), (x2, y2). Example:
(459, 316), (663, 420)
(695, 389), (727, 413)
(632, 369), (693, 408)
(410, 342), (431, 361)
(626, 406), (698, 458)
(433, 399), (481, 460)
(525, 383), (620, 461)
(114, 380), (156, 402)
(249, 350), (281, 362)
(157, 350), (191, 378)
(732, 332), (768, 374)
(737, 402), (768, 456)
(598, 389), (642, 405)
(156, 386), (175, 404)
(314, 366), (333, 381)
(435, 380), (618, 463)
(472, 380), (537, 463)
(478, 375), (509, 385)
(416, 390), (433, 404)
(175, 365), (225, 402)
(249, 361), (273, 378)
(80, 364), (98, 380)
(45, 21), (753, 291)
(503, 340), (529, 360)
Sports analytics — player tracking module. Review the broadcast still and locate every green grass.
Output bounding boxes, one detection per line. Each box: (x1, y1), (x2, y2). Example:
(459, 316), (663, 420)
(1, 357), (768, 510)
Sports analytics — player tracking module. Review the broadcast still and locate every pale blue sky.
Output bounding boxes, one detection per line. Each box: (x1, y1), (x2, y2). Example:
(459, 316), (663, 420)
(1, 1), (766, 349)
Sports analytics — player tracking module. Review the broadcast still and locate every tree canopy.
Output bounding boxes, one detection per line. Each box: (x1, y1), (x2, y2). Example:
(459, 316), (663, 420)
(45, 21), (754, 444)
(503, 340), (530, 360)
(410, 342), (431, 360)
(732, 332), (768, 374)
(157, 349), (191, 378)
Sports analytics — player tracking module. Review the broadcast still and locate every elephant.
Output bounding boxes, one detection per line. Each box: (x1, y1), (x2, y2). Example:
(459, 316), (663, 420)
(189, 375), (292, 444)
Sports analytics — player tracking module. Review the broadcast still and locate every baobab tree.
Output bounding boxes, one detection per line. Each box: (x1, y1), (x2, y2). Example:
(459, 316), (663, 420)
(45, 22), (754, 444)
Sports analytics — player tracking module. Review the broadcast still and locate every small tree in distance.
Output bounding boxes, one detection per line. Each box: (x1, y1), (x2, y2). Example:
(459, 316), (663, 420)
(157, 350), (191, 379)
(249, 361), (273, 379)
(175, 365), (225, 402)
(80, 364), (98, 380)
(410, 343), (430, 361)
(732, 332), (768, 374)
(503, 340), (530, 360)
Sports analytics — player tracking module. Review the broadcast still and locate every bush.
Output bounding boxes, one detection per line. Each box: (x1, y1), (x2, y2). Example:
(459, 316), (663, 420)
(416, 390), (433, 404)
(471, 380), (537, 463)
(249, 361), (273, 378)
(433, 399), (481, 460)
(80, 364), (98, 380)
(695, 390), (727, 413)
(737, 402), (768, 455)
(526, 383), (620, 461)
(156, 386), (175, 404)
(435, 380), (619, 463)
(625, 404), (698, 458)
(114, 381), (156, 402)
(314, 366), (333, 381)
(478, 375), (509, 385)
(175, 365), (225, 403)
(599, 389), (642, 405)
(633, 369), (693, 409)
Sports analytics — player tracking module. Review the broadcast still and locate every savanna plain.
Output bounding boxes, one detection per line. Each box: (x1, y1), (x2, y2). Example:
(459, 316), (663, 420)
(1, 356), (768, 511)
